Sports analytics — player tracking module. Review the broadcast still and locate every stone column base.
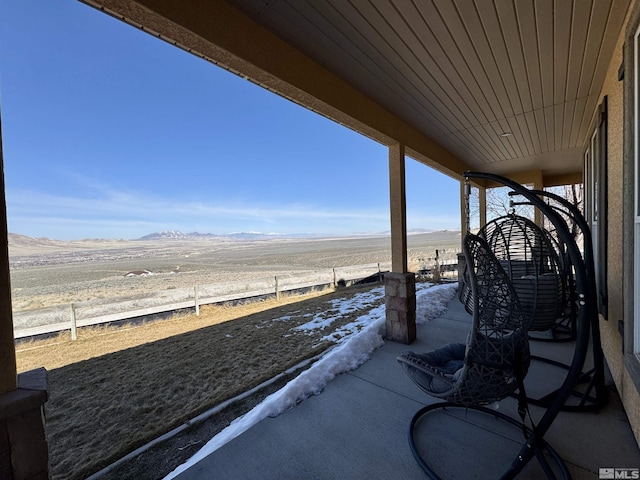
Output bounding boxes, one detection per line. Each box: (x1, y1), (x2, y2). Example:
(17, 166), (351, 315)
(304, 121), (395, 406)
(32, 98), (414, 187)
(384, 272), (416, 344)
(0, 368), (49, 480)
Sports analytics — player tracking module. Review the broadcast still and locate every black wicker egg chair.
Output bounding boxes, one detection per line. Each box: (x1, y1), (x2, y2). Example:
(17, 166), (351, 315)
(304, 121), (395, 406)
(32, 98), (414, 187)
(507, 189), (608, 412)
(398, 233), (569, 479)
(459, 214), (566, 337)
(463, 172), (602, 417)
(507, 192), (579, 342)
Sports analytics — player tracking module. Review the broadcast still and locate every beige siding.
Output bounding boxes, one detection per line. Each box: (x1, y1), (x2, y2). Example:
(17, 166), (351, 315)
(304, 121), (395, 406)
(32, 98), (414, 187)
(598, 2), (640, 444)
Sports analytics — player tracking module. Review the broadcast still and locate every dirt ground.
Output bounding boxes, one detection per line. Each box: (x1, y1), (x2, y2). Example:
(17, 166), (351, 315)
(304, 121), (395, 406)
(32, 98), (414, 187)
(98, 362), (303, 480)
(16, 285), (385, 480)
(11, 232), (461, 479)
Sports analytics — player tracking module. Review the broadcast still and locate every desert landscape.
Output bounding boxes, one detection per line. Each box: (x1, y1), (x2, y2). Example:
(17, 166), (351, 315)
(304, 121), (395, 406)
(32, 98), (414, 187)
(9, 231), (461, 332)
(11, 230), (462, 480)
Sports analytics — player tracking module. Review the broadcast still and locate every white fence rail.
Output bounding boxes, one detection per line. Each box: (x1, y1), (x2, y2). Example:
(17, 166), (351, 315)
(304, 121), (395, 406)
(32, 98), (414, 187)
(13, 262), (395, 340)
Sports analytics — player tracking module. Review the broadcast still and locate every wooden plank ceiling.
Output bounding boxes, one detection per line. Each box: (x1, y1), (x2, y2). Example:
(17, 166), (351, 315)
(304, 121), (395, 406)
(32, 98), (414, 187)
(227, 0), (631, 177)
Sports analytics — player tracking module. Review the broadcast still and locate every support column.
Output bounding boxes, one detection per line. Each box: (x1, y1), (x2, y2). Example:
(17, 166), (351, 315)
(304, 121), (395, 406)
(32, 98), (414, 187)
(0, 111), (15, 395)
(388, 142), (408, 273)
(0, 108), (49, 479)
(1, 369), (49, 480)
(479, 186), (487, 228)
(458, 179), (472, 285)
(458, 179), (486, 234)
(385, 272), (416, 343)
(459, 179), (468, 238)
(386, 142), (415, 344)
(531, 171), (544, 226)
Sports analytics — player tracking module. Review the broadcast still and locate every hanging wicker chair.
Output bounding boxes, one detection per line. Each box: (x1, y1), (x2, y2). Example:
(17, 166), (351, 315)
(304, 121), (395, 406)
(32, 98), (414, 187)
(461, 173), (607, 416)
(397, 232), (570, 479)
(460, 214), (566, 334)
(398, 233), (530, 405)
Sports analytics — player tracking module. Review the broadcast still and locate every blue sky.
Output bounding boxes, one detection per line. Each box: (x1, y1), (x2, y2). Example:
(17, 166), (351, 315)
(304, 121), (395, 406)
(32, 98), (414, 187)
(0, 0), (460, 240)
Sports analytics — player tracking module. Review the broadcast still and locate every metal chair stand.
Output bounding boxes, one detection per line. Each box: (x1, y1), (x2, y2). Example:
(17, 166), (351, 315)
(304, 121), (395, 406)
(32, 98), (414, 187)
(408, 402), (570, 480)
(525, 355), (605, 412)
(509, 188), (608, 413)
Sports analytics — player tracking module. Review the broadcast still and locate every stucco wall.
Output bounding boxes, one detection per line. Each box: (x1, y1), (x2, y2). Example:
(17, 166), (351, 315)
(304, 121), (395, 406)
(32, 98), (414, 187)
(599, 1), (640, 445)
(600, 1), (626, 387)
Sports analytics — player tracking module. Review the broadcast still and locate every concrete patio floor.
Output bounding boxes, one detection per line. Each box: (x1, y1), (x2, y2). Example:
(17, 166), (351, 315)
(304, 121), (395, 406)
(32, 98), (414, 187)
(174, 294), (640, 479)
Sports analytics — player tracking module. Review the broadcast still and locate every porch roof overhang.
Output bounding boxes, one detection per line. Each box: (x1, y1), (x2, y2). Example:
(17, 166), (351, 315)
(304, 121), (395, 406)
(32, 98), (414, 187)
(81, 0), (631, 188)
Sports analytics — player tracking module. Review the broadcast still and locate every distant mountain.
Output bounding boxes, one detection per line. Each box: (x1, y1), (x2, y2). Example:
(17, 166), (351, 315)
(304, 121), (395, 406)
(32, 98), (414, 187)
(136, 229), (461, 241)
(224, 232), (284, 240)
(137, 230), (194, 240)
(8, 233), (67, 249)
(7, 233), (131, 257)
(136, 230), (286, 241)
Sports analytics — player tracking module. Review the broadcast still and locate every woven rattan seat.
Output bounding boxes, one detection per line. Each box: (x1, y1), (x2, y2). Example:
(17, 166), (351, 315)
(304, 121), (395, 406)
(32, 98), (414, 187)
(398, 233), (529, 405)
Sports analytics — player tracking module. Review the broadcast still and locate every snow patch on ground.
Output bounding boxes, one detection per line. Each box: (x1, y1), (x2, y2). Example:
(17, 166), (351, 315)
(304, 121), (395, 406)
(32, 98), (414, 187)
(416, 282), (459, 323)
(165, 282), (458, 479)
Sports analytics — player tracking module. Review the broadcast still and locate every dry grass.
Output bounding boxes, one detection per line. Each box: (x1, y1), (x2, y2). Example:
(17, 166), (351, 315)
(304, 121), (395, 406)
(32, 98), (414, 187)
(16, 285), (381, 480)
(16, 288), (331, 372)
(11, 232), (461, 478)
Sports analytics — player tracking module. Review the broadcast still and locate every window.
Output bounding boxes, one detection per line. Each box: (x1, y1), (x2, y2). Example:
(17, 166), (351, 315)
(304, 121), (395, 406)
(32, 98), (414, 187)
(634, 22), (640, 356)
(585, 97), (608, 320)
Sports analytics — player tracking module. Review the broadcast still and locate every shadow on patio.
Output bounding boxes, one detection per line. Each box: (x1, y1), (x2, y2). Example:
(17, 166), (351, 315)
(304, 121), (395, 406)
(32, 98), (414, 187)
(172, 293), (640, 480)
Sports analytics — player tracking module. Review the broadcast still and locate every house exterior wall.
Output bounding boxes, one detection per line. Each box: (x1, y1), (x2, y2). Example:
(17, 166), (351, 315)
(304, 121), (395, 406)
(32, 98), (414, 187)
(601, 0), (626, 394)
(599, 0), (640, 444)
